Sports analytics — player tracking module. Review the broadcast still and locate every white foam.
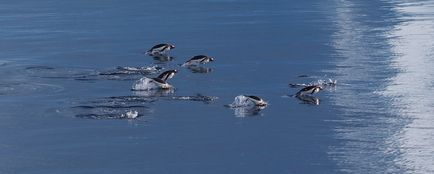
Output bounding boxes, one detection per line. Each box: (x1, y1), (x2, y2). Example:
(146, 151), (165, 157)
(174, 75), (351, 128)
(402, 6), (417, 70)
(227, 95), (256, 108)
(120, 65), (161, 72)
(290, 78), (337, 88)
(122, 110), (139, 119)
(132, 88), (174, 97)
(131, 77), (172, 91)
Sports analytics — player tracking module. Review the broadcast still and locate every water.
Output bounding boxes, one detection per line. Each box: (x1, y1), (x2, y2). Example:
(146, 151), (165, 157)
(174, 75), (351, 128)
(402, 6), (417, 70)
(1, 0), (434, 173)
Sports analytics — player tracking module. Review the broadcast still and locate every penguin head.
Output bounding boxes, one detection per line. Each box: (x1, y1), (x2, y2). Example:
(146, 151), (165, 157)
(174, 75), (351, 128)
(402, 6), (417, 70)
(209, 57), (215, 61)
(246, 95), (267, 106)
(169, 44), (175, 49)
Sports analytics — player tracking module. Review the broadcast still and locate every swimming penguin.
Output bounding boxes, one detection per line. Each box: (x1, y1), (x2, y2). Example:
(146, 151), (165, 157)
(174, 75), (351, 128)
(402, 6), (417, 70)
(296, 85), (323, 96)
(182, 55), (214, 66)
(145, 43), (175, 55)
(244, 95), (268, 106)
(157, 70), (177, 81)
(150, 77), (172, 89)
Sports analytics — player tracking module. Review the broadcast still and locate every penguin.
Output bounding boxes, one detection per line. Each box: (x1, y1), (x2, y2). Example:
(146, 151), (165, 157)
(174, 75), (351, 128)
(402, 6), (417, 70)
(145, 43), (175, 55)
(150, 77), (172, 89)
(182, 55), (214, 66)
(157, 70), (177, 82)
(244, 95), (268, 106)
(296, 85), (323, 96)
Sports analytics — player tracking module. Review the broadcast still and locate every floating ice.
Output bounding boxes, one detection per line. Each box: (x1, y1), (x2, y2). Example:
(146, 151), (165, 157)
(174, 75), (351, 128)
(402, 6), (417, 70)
(131, 77), (172, 91)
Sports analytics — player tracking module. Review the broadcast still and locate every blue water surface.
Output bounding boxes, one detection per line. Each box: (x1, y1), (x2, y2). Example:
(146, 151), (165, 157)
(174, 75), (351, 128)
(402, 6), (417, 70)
(1, 0), (434, 173)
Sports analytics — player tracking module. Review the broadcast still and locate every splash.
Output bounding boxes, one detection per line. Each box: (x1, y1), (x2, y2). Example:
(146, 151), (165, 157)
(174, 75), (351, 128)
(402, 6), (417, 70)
(170, 94), (218, 103)
(100, 65), (162, 76)
(121, 110), (139, 119)
(226, 95), (252, 108)
(226, 95), (267, 108)
(289, 78), (337, 88)
(233, 107), (264, 117)
(131, 77), (172, 91)
(132, 88), (174, 98)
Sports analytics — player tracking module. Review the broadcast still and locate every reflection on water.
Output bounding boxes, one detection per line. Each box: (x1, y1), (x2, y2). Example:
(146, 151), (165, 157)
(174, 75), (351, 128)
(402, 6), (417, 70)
(186, 65), (213, 73)
(295, 95), (320, 105)
(328, 0), (434, 173)
(151, 54), (174, 62)
(232, 106), (265, 118)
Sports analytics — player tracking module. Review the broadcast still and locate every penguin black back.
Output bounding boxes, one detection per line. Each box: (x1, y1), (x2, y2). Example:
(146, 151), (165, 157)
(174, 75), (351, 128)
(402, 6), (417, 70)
(157, 70), (177, 81)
